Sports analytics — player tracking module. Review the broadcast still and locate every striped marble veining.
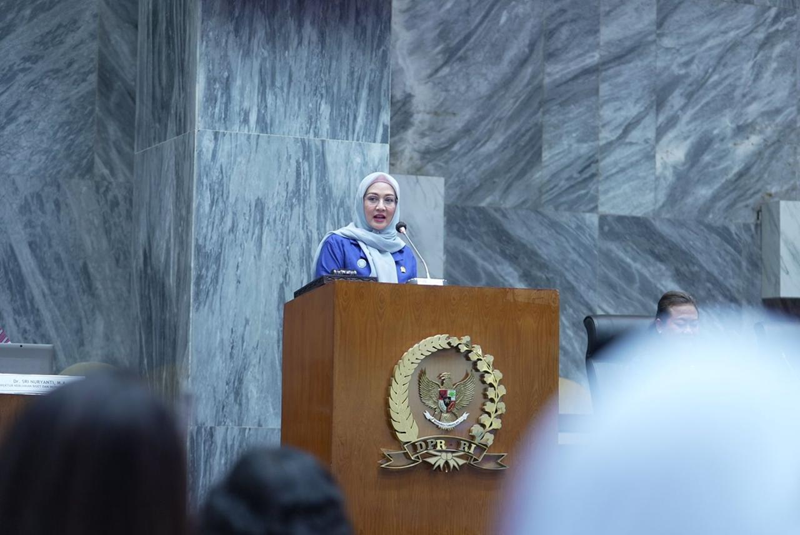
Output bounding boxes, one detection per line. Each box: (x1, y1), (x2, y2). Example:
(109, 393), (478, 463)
(390, 0), (544, 207)
(188, 425), (280, 506)
(598, 214), (761, 333)
(394, 175), (445, 279)
(598, 0), (657, 216)
(444, 206), (598, 385)
(539, 0), (600, 213)
(0, 0), (91, 53)
(96, 0), (137, 227)
(189, 130), (389, 428)
(197, 0), (390, 143)
(656, 0), (799, 223)
(720, 0), (798, 9)
(136, 0), (196, 151)
(133, 133), (195, 403)
(0, 0), (133, 369)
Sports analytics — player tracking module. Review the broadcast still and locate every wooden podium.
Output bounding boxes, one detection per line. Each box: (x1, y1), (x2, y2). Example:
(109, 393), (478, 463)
(282, 281), (558, 534)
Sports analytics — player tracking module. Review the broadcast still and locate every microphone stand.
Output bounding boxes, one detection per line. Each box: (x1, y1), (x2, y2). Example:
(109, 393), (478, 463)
(397, 223), (446, 286)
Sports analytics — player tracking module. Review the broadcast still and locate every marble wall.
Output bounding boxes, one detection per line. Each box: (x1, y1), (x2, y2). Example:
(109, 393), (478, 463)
(394, 175), (445, 278)
(135, 0), (196, 151)
(135, 0), (392, 501)
(0, 0), (137, 370)
(391, 0), (798, 384)
(197, 0), (390, 143)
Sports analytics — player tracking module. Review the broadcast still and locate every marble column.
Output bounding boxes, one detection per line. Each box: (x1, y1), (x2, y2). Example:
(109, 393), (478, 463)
(134, 0), (197, 401)
(135, 0), (391, 501)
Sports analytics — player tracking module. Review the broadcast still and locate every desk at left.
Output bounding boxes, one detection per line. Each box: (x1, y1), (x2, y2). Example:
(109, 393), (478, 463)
(0, 374), (82, 441)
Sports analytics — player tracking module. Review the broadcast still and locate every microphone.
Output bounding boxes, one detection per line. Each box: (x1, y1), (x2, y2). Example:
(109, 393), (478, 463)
(395, 221), (445, 286)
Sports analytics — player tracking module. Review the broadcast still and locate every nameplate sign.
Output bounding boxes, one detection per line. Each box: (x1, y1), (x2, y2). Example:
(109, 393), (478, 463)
(0, 374), (83, 395)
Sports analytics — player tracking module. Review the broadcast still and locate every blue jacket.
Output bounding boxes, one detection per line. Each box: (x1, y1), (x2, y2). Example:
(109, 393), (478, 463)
(314, 234), (418, 283)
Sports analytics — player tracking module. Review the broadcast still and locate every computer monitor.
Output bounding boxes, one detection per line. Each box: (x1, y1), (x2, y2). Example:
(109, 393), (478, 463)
(0, 344), (55, 375)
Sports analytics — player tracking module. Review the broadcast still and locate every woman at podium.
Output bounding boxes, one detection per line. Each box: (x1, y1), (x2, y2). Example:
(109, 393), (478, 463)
(313, 172), (417, 283)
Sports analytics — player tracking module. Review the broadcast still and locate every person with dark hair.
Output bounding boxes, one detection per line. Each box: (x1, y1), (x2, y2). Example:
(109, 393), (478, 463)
(200, 447), (353, 535)
(0, 372), (188, 535)
(654, 290), (699, 336)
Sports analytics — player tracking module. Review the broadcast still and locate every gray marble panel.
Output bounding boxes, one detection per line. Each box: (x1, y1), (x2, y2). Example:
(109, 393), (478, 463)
(188, 425), (280, 506)
(0, 0), (92, 53)
(444, 207), (598, 386)
(197, 0), (390, 143)
(136, 0), (196, 151)
(598, 0), (657, 216)
(96, 0), (137, 225)
(656, 0), (799, 223)
(762, 201), (800, 298)
(390, 0), (543, 207)
(539, 0), (600, 213)
(133, 133), (195, 402)
(0, 0), (133, 369)
(598, 214), (761, 331)
(718, 0), (798, 10)
(394, 175), (445, 279)
(190, 131), (389, 427)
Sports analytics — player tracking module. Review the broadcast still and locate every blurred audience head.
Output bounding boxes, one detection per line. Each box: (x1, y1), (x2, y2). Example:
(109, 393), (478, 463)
(0, 371), (188, 535)
(655, 290), (699, 336)
(200, 447), (352, 535)
(501, 326), (800, 534)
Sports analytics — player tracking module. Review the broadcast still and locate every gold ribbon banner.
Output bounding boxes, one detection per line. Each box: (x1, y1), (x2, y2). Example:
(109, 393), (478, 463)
(380, 435), (507, 470)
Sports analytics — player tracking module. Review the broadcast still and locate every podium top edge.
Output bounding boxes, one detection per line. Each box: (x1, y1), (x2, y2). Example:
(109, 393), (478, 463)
(289, 279), (559, 302)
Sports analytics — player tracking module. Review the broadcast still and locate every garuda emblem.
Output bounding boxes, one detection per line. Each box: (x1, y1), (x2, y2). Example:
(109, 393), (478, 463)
(419, 370), (476, 430)
(380, 335), (508, 472)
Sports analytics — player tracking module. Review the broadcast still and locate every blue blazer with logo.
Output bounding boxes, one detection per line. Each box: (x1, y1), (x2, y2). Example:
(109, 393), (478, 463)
(314, 234), (418, 283)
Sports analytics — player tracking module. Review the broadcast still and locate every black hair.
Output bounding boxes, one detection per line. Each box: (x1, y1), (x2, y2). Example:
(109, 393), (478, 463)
(200, 447), (353, 535)
(0, 372), (188, 535)
(656, 290), (698, 321)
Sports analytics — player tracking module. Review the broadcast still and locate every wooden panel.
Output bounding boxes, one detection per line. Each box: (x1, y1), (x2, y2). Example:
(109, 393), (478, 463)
(281, 283), (336, 464)
(328, 282), (559, 535)
(0, 394), (33, 443)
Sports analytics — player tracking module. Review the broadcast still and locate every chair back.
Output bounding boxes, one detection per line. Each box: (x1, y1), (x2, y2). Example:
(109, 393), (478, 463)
(584, 315), (653, 405)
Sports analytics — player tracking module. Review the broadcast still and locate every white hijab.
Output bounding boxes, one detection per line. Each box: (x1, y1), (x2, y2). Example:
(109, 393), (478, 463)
(313, 172), (405, 283)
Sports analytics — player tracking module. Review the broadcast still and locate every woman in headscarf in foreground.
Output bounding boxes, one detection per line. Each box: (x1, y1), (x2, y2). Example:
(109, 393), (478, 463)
(313, 172), (417, 283)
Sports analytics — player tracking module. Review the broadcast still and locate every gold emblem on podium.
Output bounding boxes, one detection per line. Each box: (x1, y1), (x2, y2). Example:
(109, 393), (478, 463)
(380, 335), (508, 471)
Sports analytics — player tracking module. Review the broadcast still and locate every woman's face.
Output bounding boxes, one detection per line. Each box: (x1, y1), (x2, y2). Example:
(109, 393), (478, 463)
(363, 182), (397, 231)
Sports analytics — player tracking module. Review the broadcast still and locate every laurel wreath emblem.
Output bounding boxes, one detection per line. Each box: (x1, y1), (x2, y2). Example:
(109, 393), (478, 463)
(388, 335), (506, 447)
